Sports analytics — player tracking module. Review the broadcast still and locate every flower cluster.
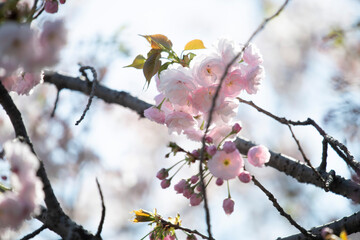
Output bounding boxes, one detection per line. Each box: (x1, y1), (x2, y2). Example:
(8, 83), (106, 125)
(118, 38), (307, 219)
(135, 36), (270, 215)
(0, 140), (44, 230)
(0, 20), (66, 95)
(145, 38), (264, 145)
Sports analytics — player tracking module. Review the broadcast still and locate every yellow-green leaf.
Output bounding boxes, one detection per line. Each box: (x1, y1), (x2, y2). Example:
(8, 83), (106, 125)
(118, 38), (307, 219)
(141, 34), (173, 50)
(124, 54), (146, 69)
(143, 52), (161, 86)
(184, 39), (206, 50)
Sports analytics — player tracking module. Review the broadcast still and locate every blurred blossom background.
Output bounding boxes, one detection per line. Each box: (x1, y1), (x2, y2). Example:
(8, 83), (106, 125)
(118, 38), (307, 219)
(1, 0), (360, 239)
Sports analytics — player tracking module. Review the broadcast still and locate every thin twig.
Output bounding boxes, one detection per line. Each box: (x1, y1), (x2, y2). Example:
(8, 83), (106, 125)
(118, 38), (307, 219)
(95, 178), (106, 238)
(252, 176), (316, 239)
(75, 66), (98, 125)
(319, 139), (328, 172)
(160, 219), (210, 239)
(198, 1), (291, 238)
(237, 97), (360, 177)
(50, 88), (61, 117)
(20, 225), (47, 240)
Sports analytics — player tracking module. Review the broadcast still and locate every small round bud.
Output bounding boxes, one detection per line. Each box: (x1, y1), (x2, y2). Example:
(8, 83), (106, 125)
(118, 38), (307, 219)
(232, 123), (242, 133)
(238, 171), (252, 183)
(190, 175), (199, 184)
(206, 145), (217, 156)
(190, 194), (202, 206)
(160, 179), (171, 189)
(223, 198), (235, 215)
(223, 141), (236, 153)
(215, 178), (224, 186)
(156, 168), (168, 180)
(205, 136), (213, 144)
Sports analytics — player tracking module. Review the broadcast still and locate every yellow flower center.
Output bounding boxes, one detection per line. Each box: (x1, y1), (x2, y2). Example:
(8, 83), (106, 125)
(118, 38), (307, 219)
(223, 158), (230, 166)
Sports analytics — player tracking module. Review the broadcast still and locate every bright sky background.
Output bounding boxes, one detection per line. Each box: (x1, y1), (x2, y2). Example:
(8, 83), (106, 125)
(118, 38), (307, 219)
(15, 0), (360, 239)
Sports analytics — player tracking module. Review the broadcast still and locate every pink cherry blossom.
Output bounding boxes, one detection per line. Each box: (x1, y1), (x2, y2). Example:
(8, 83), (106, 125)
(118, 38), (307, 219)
(223, 198), (235, 215)
(192, 85), (224, 114)
(238, 171), (252, 183)
(212, 100), (238, 124)
(207, 149), (243, 180)
(158, 65), (196, 105)
(0, 141), (44, 230)
(165, 111), (195, 134)
(208, 125), (234, 147)
(222, 69), (245, 98)
(59, 0), (66, 3)
(247, 145), (271, 167)
(242, 65), (265, 95)
(44, 0), (58, 13)
(144, 107), (165, 124)
(214, 38), (239, 65)
(192, 53), (225, 87)
(243, 43), (263, 67)
(190, 194), (202, 206)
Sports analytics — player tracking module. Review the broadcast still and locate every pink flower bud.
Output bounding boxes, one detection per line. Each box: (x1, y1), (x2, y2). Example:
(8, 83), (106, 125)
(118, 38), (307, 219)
(206, 145), (217, 156)
(191, 150), (200, 158)
(174, 179), (187, 194)
(223, 141), (236, 153)
(183, 187), (193, 199)
(196, 184), (202, 192)
(190, 175), (199, 184)
(190, 194), (202, 206)
(160, 179), (171, 189)
(232, 123), (242, 133)
(238, 171), (252, 183)
(44, 0), (58, 13)
(215, 178), (224, 186)
(59, 0), (66, 4)
(247, 145), (270, 167)
(205, 136), (213, 144)
(156, 168), (168, 180)
(223, 198), (235, 215)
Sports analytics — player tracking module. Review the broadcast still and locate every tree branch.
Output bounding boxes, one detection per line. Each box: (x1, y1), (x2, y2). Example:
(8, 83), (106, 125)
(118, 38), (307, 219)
(43, 72), (360, 203)
(0, 82), (100, 240)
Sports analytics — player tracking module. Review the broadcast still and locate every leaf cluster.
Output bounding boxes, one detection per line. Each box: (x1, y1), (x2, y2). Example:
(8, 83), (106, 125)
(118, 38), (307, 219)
(125, 34), (205, 87)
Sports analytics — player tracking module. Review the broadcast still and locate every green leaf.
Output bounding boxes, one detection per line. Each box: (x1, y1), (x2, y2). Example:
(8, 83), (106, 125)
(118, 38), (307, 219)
(141, 34), (173, 50)
(124, 54), (146, 69)
(143, 52), (161, 86)
(184, 39), (206, 50)
(159, 61), (172, 75)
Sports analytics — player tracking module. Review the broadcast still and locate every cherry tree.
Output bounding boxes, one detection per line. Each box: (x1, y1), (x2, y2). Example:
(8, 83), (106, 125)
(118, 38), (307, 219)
(0, 0), (359, 239)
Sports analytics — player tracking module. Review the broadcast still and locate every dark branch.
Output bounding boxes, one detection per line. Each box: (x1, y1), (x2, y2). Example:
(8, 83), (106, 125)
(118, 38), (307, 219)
(252, 176), (316, 239)
(95, 178), (106, 238)
(42, 72), (360, 203)
(0, 82), (99, 240)
(279, 210), (360, 240)
(75, 66), (98, 125)
(20, 225), (47, 240)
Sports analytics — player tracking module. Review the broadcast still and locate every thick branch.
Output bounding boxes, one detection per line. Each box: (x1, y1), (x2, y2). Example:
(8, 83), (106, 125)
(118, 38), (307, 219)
(43, 72), (360, 203)
(0, 82), (99, 240)
(279, 210), (360, 240)
(43, 71), (151, 117)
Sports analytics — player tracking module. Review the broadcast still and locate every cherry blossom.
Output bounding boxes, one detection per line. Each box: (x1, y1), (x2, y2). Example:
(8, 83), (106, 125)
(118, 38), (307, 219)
(207, 149), (243, 180)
